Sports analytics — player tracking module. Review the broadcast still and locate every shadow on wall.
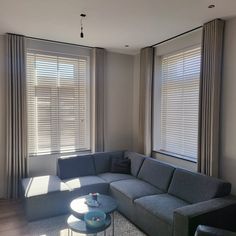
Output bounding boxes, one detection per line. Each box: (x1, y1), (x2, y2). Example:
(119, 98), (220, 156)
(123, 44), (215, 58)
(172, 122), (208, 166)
(153, 152), (197, 172)
(28, 156), (58, 177)
(220, 156), (236, 195)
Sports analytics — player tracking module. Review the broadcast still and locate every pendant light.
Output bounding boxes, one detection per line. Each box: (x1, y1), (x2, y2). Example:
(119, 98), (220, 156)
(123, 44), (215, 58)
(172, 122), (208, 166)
(80, 14), (86, 38)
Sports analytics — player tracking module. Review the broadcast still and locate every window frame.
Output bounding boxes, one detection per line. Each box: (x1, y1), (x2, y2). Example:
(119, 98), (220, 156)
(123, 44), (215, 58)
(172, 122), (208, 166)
(26, 49), (92, 158)
(152, 44), (201, 163)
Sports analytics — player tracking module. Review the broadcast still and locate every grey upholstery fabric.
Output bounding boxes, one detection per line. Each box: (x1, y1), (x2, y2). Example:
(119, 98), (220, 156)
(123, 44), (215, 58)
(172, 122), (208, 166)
(174, 197), (236, 236)
(6, 34), (28, 199)
(168, 168), (231, 203)
(98, 172), (135, 183)
(21, 175), (71, 221)
(198, 19), (225, 177)
(110, 179), (162, 201)
(57, 155), (95, 179)
(21, 175), (69, 197)
(138, 158), (175, 191)
(134, 198), (173, 236)
(63, 176), (109, 195)
(23, 190), (71, 221)
(135, 194), (188, 225)
(195, 225), (236, 236)
(124, 151), (145, 177)
(110, 184), (137, 223)
(93, 152), (111, 174)
(21, 150), (235, 235)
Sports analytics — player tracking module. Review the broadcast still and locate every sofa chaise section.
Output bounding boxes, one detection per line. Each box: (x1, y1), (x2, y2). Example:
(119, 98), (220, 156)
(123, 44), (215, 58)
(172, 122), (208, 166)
(21, 175), (71, 221)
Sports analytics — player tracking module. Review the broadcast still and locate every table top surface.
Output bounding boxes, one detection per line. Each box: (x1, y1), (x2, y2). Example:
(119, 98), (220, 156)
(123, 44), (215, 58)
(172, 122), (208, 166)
(70, 194), (118, 218)
(67, 214), (111, 234)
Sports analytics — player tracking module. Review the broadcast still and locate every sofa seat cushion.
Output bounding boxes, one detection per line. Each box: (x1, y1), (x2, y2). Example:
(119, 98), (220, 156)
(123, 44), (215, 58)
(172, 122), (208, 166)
(63, 176), (109, 196)
(98, 172), (135, 183)
(64, 176), (106, 190)
(110, 179), (162, 201)
(134, 193), (189, 225)
(22, 175), (69, 198)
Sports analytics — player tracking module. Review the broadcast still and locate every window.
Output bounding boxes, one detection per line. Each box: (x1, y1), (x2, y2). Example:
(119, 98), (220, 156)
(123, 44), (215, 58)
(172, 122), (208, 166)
(27, 52), (90, 156)
(154, 46), (201, 161)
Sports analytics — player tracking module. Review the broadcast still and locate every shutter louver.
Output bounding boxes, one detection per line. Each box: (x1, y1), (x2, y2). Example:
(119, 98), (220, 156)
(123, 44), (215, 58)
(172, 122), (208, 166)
(160, 47), (201, 160)
(27, 52), (90, 156)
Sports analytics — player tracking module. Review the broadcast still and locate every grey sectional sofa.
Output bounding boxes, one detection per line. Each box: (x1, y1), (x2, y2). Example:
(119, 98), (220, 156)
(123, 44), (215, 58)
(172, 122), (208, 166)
(21, 151), (236, 236)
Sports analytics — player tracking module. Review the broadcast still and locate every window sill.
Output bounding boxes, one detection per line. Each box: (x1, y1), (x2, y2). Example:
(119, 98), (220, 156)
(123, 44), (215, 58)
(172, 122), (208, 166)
(152, 150), (197, 164)
(29, 149), (92, 159)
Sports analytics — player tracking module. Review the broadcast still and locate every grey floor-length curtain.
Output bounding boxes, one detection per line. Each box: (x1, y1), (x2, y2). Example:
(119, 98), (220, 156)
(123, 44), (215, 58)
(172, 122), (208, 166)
(91, 48), (105, 152)
(198, 19), (225, 177)
(6, 34), (28, 198)
(139, 47), (154, 156)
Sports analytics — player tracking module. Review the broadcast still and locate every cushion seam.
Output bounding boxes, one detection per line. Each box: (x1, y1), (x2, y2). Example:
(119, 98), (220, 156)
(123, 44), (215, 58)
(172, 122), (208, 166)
(110, 182), (161, 201)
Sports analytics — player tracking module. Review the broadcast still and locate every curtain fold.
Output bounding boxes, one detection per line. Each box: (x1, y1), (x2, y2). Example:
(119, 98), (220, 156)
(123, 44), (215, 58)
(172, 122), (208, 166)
(139, 47), (154, 156)
(91, 48), (105, 152)
(6, 34), (28, 198)
(198, 19), (225, 177)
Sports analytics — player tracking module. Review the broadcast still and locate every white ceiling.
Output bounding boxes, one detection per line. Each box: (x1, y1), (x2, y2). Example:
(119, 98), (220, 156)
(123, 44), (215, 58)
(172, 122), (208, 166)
(0, 0), (236, 55)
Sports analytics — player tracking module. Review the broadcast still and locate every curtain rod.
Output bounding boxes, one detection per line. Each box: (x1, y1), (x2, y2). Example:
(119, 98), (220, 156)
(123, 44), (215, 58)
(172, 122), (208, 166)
(27, 36), (94, 49)
(150, 25), (203, 47)
(7, 32), (94, 49)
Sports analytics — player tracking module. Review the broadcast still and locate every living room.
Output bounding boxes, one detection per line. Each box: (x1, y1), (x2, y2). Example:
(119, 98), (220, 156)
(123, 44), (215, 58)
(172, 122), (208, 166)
(1, 0), (236, 235)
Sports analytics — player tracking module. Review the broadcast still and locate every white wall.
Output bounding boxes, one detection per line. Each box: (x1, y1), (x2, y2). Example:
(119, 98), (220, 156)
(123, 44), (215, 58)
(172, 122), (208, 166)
(0, 36), (6, 198)
(220, 17), (236, 194)
(104, 52), (134, 151)
(132, 54), (140, 152)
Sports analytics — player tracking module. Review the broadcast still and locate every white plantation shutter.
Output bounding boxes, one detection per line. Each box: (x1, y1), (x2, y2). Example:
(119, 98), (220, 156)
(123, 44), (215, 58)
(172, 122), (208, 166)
(159, 46), (201, 160)
(27, 52), (90, 155)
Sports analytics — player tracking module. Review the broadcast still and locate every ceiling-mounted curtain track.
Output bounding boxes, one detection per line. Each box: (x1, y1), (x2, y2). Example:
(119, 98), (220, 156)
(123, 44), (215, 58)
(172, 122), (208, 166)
(7, 32), (93, 49)
(151, 25), (203, 48)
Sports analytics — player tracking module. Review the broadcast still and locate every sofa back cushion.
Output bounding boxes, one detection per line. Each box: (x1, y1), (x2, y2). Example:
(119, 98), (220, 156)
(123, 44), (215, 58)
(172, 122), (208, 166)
(93, 151), (124, 174)
(168, 168), (231, 203)
(93, 152), (111, 174)
(138, 158), (175, 191)
(57, 154), (95, 179)
(124, 151), (145, 177)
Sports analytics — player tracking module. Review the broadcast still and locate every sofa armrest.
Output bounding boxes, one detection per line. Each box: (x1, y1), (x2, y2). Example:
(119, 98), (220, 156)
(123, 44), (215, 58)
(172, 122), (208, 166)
(173, 196), (236, 236)
(195, 225), (236, 236)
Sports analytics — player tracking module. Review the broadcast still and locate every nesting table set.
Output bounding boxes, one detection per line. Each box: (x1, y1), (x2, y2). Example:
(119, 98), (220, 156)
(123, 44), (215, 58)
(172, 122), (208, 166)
(67, 194), (118, 236)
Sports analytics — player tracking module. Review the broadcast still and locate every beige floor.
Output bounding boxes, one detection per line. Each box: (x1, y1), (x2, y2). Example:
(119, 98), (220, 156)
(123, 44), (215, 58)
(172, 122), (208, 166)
(0, 200), (146, 236)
